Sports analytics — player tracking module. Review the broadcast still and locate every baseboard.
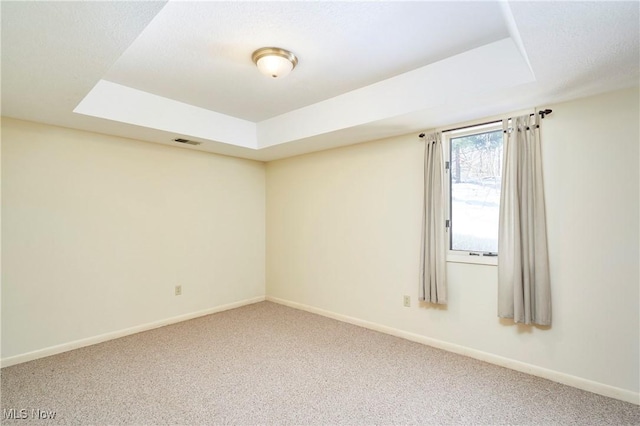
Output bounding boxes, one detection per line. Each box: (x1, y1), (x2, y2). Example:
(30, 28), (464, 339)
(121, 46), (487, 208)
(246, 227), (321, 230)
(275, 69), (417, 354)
(1, 295), (266, 368)
(266, 296), (639, 405)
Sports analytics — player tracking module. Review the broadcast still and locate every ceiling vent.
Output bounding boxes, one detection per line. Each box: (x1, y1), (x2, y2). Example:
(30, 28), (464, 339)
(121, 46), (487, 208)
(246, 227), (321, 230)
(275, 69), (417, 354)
(173, 138), (201, 146)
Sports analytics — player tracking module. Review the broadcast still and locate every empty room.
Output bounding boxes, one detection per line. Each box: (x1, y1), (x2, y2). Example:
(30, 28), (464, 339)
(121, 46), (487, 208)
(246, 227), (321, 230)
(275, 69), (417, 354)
(1, 1), (639, 424)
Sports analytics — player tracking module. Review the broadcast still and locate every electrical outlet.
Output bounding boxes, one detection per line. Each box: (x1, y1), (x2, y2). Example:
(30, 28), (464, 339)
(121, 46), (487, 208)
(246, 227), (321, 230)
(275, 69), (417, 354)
(403, 295), (410, 307)
(175, 285), (182, 296)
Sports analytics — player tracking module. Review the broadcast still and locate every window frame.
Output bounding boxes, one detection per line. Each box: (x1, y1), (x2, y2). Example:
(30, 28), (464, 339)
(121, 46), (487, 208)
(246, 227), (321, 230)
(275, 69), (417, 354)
(443, 121), (503, 266)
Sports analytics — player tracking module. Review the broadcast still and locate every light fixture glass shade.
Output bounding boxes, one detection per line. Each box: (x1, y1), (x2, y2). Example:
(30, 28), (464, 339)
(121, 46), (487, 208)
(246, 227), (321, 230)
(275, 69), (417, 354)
(256, 55), (293, 78)
(252, 47), (298, 79)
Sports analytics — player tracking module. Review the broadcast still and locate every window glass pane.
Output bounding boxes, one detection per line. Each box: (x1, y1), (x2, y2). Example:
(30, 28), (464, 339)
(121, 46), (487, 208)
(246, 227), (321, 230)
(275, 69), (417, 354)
(450, 129), (503, 252)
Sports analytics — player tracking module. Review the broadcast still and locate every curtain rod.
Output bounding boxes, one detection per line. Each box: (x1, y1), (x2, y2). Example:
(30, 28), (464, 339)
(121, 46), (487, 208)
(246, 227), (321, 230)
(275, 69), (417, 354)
(418, 109), (552, 139)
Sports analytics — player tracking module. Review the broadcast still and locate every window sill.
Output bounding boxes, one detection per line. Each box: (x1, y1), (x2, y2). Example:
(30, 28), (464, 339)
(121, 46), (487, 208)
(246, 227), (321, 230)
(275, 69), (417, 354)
(447, 253), (498, 266)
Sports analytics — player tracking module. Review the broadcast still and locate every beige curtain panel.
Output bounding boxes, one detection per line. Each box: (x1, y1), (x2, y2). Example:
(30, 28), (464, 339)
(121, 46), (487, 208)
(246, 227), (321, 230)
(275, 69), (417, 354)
(498, 114), (551, 325)
(420, 132), (447, 304)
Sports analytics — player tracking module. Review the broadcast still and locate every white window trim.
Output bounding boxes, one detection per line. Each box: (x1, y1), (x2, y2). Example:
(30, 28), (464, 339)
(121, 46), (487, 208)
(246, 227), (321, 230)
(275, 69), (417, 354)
(443, 121), (503, 267)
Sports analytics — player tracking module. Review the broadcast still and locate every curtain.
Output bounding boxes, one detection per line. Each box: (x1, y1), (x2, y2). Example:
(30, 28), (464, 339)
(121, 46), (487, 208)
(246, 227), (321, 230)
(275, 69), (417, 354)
(420, 132), (447, 304)
(498, 114), (551, 325)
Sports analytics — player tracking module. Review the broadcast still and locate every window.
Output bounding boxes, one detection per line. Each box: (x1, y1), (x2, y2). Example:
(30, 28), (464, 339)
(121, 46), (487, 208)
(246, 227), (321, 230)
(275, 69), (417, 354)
(444, 122), (503, 260)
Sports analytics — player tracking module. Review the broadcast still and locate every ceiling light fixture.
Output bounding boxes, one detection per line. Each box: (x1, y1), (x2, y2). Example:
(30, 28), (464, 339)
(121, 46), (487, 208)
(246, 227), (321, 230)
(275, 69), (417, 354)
(251, 47), (298, 79)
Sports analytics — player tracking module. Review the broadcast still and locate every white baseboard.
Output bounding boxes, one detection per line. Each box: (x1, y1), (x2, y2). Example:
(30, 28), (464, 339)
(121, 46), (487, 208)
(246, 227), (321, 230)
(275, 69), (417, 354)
(1, 296), (266, 368)
(266, 296), (639, 405)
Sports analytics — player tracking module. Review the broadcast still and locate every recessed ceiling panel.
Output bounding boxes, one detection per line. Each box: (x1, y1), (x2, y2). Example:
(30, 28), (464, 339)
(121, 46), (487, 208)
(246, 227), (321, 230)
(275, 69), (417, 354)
(104, 1), (509, 122)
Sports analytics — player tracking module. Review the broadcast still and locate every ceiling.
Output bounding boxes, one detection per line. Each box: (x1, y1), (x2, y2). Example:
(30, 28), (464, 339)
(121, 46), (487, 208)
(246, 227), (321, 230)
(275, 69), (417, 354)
(2, 1), (639, 161)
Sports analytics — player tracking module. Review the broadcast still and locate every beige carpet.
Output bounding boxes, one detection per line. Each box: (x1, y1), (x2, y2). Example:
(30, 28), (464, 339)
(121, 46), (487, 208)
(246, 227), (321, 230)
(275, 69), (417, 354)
(1, 301), (638, 425)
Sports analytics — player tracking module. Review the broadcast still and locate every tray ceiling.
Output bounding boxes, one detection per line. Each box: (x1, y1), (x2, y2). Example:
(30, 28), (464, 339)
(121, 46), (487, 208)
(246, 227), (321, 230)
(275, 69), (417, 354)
(2, 1), (639, 161)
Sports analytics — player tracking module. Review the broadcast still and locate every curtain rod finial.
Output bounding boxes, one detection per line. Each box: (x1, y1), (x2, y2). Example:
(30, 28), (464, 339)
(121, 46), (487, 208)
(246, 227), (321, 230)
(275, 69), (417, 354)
(539, 109), (553, 118)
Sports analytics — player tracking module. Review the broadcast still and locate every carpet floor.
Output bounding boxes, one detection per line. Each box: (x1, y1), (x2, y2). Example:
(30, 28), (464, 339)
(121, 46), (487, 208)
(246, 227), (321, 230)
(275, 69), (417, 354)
(1, 301), (639, 425)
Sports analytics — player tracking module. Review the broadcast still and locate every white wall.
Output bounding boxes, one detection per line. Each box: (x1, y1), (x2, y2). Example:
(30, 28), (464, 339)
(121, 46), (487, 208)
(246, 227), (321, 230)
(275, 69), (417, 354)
(266, 87), (639, 398)
(1, 118), (265, 359)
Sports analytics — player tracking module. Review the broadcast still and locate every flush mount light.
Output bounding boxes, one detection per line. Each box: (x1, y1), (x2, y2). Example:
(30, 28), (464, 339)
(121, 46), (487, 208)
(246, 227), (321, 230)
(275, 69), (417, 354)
(251, 47), (298, 79)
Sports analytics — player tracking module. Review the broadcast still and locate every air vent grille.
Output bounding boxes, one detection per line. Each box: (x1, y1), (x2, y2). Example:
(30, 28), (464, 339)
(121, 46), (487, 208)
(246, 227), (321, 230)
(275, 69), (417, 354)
(173, 138), (201, 146)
